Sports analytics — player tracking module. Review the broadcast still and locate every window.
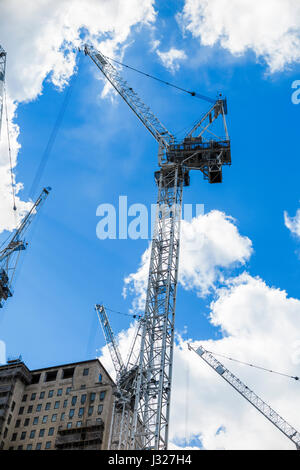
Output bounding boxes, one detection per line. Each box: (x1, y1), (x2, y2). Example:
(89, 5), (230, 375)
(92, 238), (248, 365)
(30, 393), (36, 401)
(12, 433), (17, 441)
(99, 391), (106, 401)
(80, 385), (86, 389)
(83, 368), (89, 376)
(36, 443), (42, 450)
(71, 396), (77, 406)
(48, 427), (54, 436)
(39, 391), (45, 399)
(54, 401), (60, 409)
(76, 421), (82, 427)
(22, 394), (27, 402)
(45, 441), (51, 449)
(18, 407), (24, 415)
(42, 416), (48, 424)
(39, 429), (45, 437)
(62, 368), (74, 379)
(27, 405), (33, 413)
(78, 408), (84, 417)
(67, 422), (72, 429)
(97, 405), (103, 415)
(31, 373), (41, 384)
(63, 400), (68, 408)
(11, 401), (16, 411)
(20, 432), (26, 440)
(36, 404), (42, 412)
(88, 406), (94, 416)
(26, 444), (33, 450)
(66, 387), (72, 395)
(45, 371), (57, 382)
(69, 409), (74, 418)
(48, 390), (54, 398)
(24, 418), (30, 426)
(60, 412), (65, 421)
(57, 388), (62, 396)
(90, 392), (96, 403)
(17, 445), (23, 450)
(45, 402), (51, 410)
(51, 414), (57, 422)
(7, 414), (12, 425)
(33, 417), (38, 425)
(15, 420), (20, 428)
(3, 428), (8, 438)
(81, 394), (86, 405)
(30, 430), (35, 439)
(98, 373), (102, 383)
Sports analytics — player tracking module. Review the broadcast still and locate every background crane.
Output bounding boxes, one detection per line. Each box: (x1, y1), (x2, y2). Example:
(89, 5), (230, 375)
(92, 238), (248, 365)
(189, 344), (300, 450)
(0, 44), (6, 140)
(0, 187), (51, 308)
(85, 44), (231, 449)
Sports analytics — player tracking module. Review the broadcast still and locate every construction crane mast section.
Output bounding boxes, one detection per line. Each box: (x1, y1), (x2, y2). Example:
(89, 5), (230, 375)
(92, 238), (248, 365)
(86, 44), (231, 449)
(0, 187), (51, 308)
(0, 44), (6, 139)
(95, 304), (125, 378)
(189, 344), (300, 450)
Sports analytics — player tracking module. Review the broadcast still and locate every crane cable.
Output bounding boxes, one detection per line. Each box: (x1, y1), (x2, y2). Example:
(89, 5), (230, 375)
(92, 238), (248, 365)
(205, 348), (299, 381)
(28, 70), (78, 199)
(3, 84), (16, 211)
(104, 54), (217, 104)
(105, 305), (142, 320)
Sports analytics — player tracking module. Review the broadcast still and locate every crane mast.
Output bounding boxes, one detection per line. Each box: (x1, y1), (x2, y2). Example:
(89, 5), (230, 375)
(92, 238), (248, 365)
(189, 344), (300, 450)
(0, 187), (51, 308)
(0, 45), (6, 139)
(86, 44), (231, 449)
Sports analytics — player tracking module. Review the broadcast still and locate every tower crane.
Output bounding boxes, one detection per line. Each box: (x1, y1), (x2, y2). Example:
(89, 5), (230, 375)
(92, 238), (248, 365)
(0, 44), (6, 139)
(0, 187), (51, 308)
(189, 344), (300, 450)
(86, 44), (231, 450)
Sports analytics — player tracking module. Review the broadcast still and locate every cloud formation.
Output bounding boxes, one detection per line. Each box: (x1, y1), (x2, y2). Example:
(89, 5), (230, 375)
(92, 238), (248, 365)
(179, 0), (300, 72)
(123, 210), (252, 311)
(0, 0), (156, 232)
(284, 207), (300, 239)
(156, 47), (187, 72)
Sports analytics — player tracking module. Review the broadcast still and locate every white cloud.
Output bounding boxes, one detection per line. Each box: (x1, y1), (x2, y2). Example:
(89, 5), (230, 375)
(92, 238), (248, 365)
(180, 211), (252, 296)
(0, 0), (156, 233)
(156, 47), (187, 72)
(106, 271), (300, 449)
(178, 0), (300, 72)
(284, 207), (300, 239)
(123, 210), (252, 310)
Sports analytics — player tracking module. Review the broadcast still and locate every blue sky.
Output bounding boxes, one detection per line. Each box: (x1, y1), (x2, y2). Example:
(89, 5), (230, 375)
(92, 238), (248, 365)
(1, 0), (300, 449)
(0, 1), (300, 367)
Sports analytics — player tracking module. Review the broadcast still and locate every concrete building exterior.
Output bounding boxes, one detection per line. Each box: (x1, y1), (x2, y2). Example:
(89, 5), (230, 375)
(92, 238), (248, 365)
(0, 358), (115, 450)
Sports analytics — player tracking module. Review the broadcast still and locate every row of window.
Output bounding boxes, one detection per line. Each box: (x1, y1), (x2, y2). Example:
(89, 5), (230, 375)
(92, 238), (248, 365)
(10, 441), (52, 450)
(30, 368), (103, 385)
(18, 391), (106, 415)
(11, 417), (103, 445)
(22, 387), (72, 402)
(15, 405), (104, 428)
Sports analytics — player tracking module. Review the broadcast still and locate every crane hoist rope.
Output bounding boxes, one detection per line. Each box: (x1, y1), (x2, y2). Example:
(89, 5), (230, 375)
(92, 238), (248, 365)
(205, 348), (299, 381)
(4, 84), (16, 212)
(102, 54), (217, 104)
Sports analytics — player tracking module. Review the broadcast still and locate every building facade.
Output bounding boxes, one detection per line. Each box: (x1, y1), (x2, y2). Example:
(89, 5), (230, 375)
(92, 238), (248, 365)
(0, 358), (115, 450)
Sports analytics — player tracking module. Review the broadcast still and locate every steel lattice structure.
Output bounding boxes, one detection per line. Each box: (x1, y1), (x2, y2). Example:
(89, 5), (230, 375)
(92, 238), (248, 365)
(86, 44), (231, 449)
(0, 187), (51, 308)
(190, 344), (300, 450)
(0, 45), (6, 140)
